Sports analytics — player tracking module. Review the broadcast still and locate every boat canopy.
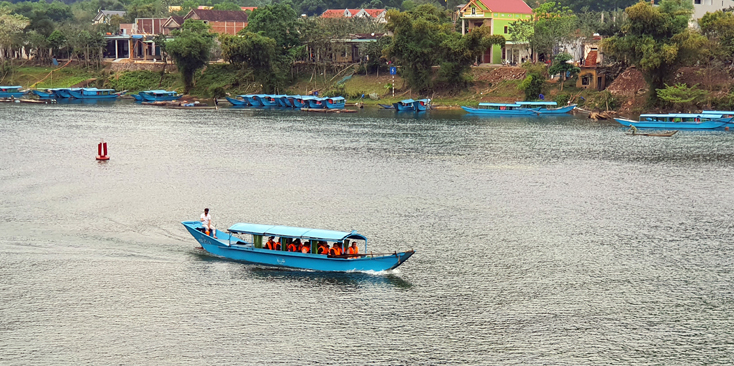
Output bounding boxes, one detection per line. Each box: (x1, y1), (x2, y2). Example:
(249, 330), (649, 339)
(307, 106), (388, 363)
(478, 103), (521, 107)
(640, 113), (723, 118)
(702, 110), (734, 114)
(328, 96), (345, 101)
(0, 86), (22, 90)
(515, 101), (557, 106)
(228, 223), (367, 242)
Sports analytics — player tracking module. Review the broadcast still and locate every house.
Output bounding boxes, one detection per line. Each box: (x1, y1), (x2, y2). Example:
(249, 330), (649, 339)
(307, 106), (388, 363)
(92, 10), (127, 25)
(457, 0), (533, 64)
(135, 18), (168, 34)
(304, 33), (384, 63)
(693, 0), (734, 19)
(321, 9), (387, 23)
(576, 37), (608, 90)
(164, 9), (249, 35)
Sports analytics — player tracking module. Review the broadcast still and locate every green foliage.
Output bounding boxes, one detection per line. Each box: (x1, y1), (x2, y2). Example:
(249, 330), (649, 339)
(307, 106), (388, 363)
(656, 83), (706, 107)
(221, 32), (285, 93)
(107, 70), (177, 92)
(166, 19), (216, 93)
(548, 52), (580, 91)
(518, 62), (547, 100)
(247, 3), (301, 51)
(385, 6), (504, 93)
(554, 92), (570, 105)
(510, 2), (575, 60)
(603, 0), (694, 104)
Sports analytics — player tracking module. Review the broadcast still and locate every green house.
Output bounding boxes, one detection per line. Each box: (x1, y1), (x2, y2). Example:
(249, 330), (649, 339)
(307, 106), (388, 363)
(458, 0), (533, 64)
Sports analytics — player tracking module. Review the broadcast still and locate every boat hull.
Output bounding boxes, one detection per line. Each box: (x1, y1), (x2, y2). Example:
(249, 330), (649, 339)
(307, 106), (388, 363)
(0, 92), (26, 98)
(68, 90), (119, 99)
(140, 94), (181, 102)
(182, 221), (414, 272)
(393, 103), (414, 111)
(461, 106), (538, 115)
(537, 104), (576, 114)
(614, 118), (727, 129)
(225, 96), (248, 106)
(307, 99), (325, 108)
(257, 96), (278, 106)
(292, 99), (306, 108)
(325, 100), (345, 109)
(132, 94), (143, 101)
(31, 90), (55, 99)
(247, 96), (262, 106)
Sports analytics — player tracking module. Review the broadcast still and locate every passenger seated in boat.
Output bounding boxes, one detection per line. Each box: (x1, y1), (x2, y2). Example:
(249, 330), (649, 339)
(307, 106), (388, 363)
(329, 243), (342, 256)
(317, 242), (328, 255)
(265, 236), (277, 250)
(293, 239), (303, 252)
(301, 242), (310, 254)
(287, 240), (298, 252)
(348, 243), (359, 255)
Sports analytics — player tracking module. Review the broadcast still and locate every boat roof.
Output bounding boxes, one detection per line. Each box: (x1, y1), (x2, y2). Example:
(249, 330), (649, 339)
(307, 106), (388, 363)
(327, 96), (345, 101)
(0, 86), (22, 89)
(143, 90), (176, 94)
(82, 88), (116, 91)
(478, 103), (521, 107)
(702, 110), (734, 114)
(228, 223), (367, 242)
(640, 113), (724, 118)
(400, 99), (415, 103)
(515, 101), (557, 106)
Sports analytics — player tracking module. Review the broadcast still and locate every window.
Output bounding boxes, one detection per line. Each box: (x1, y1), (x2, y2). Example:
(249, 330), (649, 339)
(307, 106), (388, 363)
(694, 0), (701, 4)
(471, 7), (476, 14)
(504, 26), (508, 34)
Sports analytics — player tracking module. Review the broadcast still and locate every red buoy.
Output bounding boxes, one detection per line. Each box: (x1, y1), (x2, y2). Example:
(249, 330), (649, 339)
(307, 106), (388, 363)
(96, 139), (109, 161)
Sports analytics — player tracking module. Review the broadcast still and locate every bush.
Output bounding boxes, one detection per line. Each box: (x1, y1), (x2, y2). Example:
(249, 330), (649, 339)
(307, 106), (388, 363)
(107, 71), (161, 92)
(554, 93), (570, 105)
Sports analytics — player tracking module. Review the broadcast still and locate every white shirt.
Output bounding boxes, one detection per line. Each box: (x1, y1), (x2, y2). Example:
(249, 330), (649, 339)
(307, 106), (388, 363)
(201, 213), (212, 227)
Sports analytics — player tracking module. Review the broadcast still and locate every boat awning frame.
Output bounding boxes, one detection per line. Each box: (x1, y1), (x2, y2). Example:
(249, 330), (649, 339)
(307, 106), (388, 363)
(227, 223), (367, 242)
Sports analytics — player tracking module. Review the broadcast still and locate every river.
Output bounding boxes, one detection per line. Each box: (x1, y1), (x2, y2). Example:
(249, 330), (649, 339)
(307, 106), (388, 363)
(1, 101), (733, 364)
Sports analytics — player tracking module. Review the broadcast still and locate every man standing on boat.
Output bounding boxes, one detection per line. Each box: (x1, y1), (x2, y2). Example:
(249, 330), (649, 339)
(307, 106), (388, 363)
(200, 208), (217, 239)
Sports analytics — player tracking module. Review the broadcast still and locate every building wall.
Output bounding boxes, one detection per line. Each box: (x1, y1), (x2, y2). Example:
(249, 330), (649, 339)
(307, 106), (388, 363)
(693, 0), (734, 19)
(208, 21), (247, 35)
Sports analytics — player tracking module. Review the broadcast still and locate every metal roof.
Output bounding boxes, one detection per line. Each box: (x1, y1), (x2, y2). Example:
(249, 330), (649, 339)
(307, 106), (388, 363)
(228, 223), (367, 242)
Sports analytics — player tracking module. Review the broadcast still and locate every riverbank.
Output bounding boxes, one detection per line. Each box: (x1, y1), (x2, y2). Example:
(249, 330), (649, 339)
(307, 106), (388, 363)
(0, 62), (641, 114)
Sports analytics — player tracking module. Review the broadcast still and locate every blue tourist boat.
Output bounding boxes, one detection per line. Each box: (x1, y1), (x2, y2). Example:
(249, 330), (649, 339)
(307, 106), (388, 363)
(245, 95), (262, 106)
(271, 95), (289, 107)
(413, 99), (430, 111)
(52, 88), (81, 98)
(30, 89), (56, 99)
(0, 86), (27, 98)
(68, 88), (120, 100)
(256, 94), (279, 107)
(292, 96), (308, 108)
(225, 95), (249, 106)
(614, 113), (731, 129)
(514, 101), (576, 115)
(325, 96), (346, 109)
(307, 97), (326, 109)
(138, 90), (181, 102)
(182, 221), (414, 272)
(393, 99), (415, 111)
(461, 103), (539, 115)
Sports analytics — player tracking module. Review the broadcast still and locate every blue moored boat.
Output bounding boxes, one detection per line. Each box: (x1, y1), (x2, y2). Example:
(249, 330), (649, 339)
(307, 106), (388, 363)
(393, 99), (415, 111)
(226, 95), (249, 106)
(30, 89), (56, 99)
(307, 97), (326, 109)
(292, 96), (308, 108)
(139, 90), (181, 102)
(53, 88), (80, 98)
(413, 99), (430, 111)
(325, 96), (345, 109)
(255, 94), (278, 106)
(0, 86), (27, 98)
(514, 101), (576, 115)
(68, 88), (120, 100)
(614, 113), (731, 129)
(461, 103), (539, 115)
(182, 221), (414, 272)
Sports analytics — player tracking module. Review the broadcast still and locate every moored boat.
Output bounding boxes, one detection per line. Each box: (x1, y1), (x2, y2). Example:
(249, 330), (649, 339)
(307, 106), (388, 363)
(614, 113), (731, 129)
(461, 103), (539, 115)
(139, 90), (181, 102)
(30, 89), (56, 99)
(0, 86), (27, 98)
(307, 97), (325, 109)
(413, 99), (430, 111)
(514, 101), (576, 114)
(182, 221), (414, 272)
(225, 95), (249, 106)
(53, 88), (81, 98)
(325, 96), (345, 109)
(256, 94), (279, 106)
(292, 96), (307, 108)
(393, 99), (415, 111)
(68, 88), (121, 100)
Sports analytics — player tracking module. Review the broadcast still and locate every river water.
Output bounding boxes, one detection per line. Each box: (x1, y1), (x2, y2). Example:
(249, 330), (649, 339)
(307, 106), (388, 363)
(1, 101), (733, 365)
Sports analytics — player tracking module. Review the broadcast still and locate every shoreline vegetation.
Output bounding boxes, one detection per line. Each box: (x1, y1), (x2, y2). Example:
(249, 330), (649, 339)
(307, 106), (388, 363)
(3, 0), (734, 116)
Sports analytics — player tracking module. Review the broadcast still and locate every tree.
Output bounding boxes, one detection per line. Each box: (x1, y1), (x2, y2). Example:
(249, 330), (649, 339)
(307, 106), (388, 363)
(656, 83), (706, 109)
(47, 29), (66, 58)
(221, 32), (283, 92)
(529, 2), (576, 62)
(153, 33), (169, 87)
(602, 0), (695, 104)
(548, 52), (579, 90)
(0, 9), (29, 60)
(247, 3), (301, 51)
(166, 19), (216, 93)
(212, 2), (241, 11)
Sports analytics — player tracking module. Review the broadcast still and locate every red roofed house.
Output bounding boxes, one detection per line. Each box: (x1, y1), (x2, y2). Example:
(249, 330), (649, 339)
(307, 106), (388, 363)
(458, 0), (533, 64)
(321, 8), (387, 23)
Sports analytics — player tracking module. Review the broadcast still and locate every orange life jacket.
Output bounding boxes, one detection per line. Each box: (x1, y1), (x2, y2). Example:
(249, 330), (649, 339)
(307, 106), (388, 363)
(265, 241), (274, 250)
(348, 247), (358, 255)
(301, 246), (310, 253)
(274, 243), (281, 251)
(330, 247), (341, 256)
(318, 246), (327, 254)
(287, 244), (296, 252)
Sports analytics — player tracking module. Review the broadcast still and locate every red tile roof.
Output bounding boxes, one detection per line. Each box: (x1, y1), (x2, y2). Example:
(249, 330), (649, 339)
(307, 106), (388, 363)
(322, 9), (347, 18)
(348, 9), (361, 15)
(478, 0), (532, 14)
(363, 9), (385, 17)
(585, 50), (598, 66)
(186, 9), (249, 22)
